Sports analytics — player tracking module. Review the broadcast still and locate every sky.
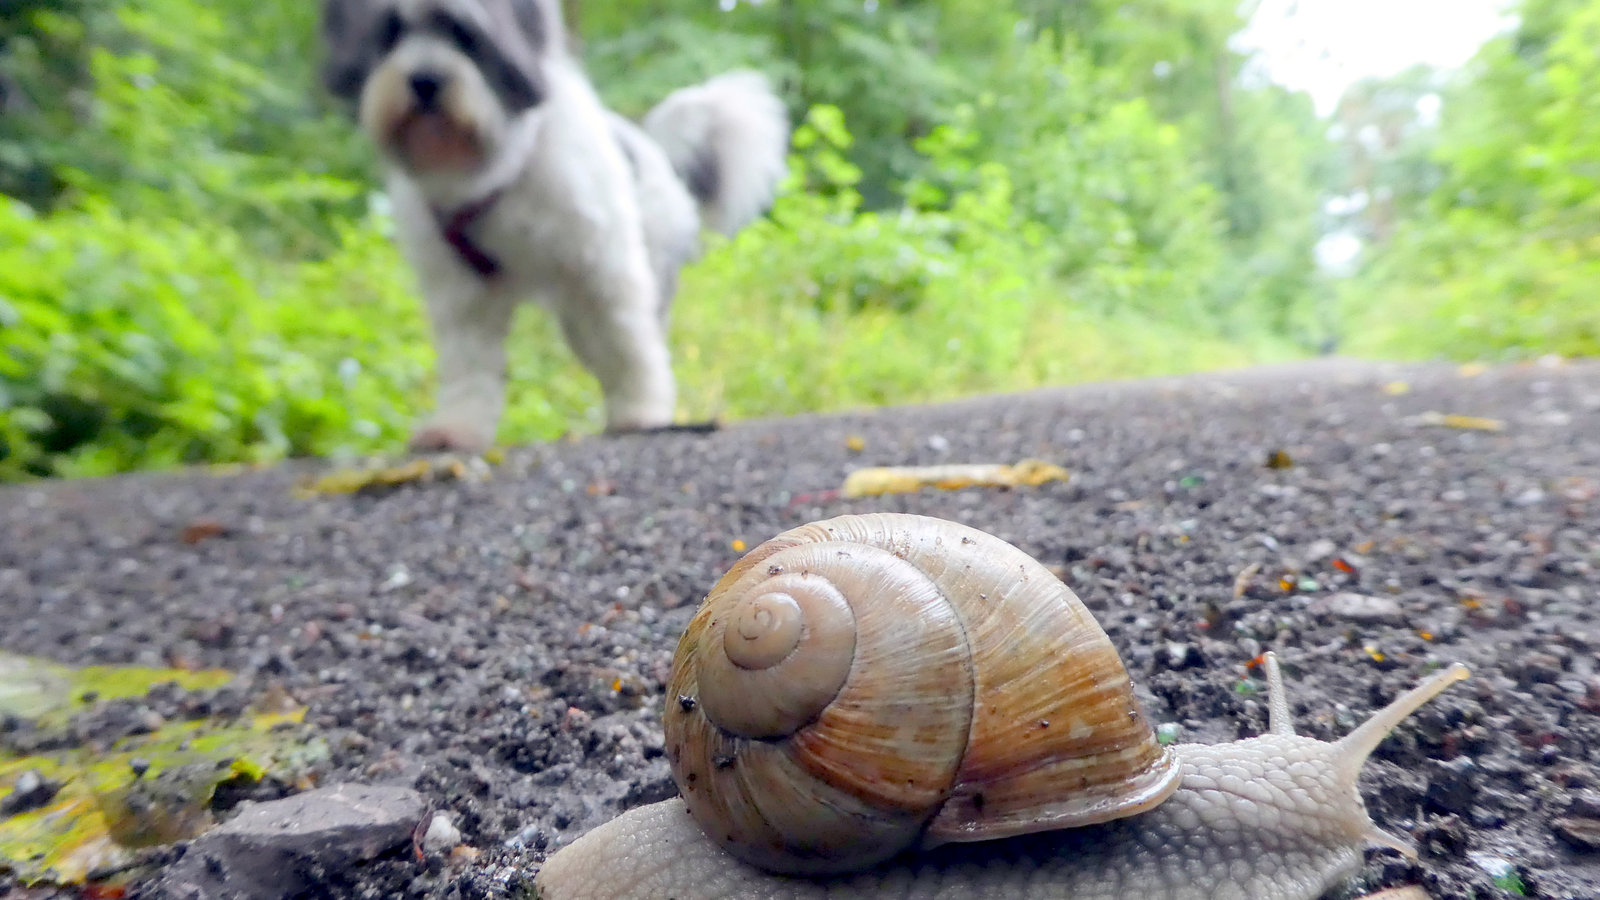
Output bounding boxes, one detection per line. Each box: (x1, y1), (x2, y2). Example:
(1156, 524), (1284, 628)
(1232, 0), (1520, 269)
(1234, 0), (1517, 116)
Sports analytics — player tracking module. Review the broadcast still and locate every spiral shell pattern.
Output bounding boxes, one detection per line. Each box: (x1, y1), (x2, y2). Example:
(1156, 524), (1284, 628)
(663, 513), (1180, 875)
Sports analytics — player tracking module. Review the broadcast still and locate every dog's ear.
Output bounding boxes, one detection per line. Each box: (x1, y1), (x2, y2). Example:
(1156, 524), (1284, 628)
(507, 0), (555, 52)
(477, 0), (559, 111)
(321, 0), (382, 101)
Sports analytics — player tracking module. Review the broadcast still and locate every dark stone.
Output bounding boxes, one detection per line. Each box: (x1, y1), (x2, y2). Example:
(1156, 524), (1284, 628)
(1553, 816), (1600, 851)
(1, 769), (61, 816)
(1511, 651), (1565, 688)
(1424, 756), (1479, 814)
(1563, 791), (1600, 819)
(148, 783), (426, 900)
(1161, 642), (1203, 670)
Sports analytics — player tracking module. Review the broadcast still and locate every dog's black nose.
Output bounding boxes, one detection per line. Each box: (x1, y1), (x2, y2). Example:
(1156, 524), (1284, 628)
(409, 72), (445, 109)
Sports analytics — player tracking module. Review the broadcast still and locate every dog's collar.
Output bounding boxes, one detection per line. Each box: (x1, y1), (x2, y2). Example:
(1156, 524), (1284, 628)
(433, 190), (505, 278)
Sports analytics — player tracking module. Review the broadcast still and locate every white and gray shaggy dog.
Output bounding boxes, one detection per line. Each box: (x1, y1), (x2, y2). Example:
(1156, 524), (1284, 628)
(321, 0), (788, 451)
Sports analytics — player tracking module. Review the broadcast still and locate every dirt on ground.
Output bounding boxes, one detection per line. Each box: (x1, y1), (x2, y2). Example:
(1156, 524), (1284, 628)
(2, 358), (1598, 899)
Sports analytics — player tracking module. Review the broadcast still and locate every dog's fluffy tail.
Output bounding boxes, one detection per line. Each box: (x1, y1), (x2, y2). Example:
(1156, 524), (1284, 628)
(642, 70), (789, 236)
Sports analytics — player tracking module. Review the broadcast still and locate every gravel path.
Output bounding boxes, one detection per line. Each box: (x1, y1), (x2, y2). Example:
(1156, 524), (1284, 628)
(2, 358), (1598, 899)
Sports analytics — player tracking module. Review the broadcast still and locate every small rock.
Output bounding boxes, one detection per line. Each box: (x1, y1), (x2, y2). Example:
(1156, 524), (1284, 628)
(1417, 815), (1470, 855)
(1303, 538), (1337, 563)
(1423, 756), (1478, 814)
(1156, 722), (1182, 746)
(421, 811), (462, 853)
(1468, 806), (1505, 829)
(1308, 592), (1404, 625)
(379, 567), (413, 592)
(1162, 642), (1202, 670)
(1511, 652), (1564, 688)
(1564, 791), (1600, 819)
(1, 769), (61, 816)
(1552, 816), (1600, 851)
(1467, 851), (1520, 885)
(150, 783), (426, 900)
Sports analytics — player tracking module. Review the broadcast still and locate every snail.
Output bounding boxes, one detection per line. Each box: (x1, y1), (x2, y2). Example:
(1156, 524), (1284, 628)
(535, 513), (1470, 900)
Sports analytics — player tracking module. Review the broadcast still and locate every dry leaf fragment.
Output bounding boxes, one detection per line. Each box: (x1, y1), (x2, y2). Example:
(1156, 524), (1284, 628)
(1410, 411), (1506, 432)
(841, 459), (1069, 498)
(1361, 888), (1431, 900)
(292, 454), (496, 497)
(449, 844), (483, 865)
(1233, 562), (1262, 598)
(178, 519), (229, 545)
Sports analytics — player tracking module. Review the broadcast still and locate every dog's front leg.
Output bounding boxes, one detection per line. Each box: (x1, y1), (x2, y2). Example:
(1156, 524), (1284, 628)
(410, 283), (517, 453)
(556, 262), (676, 434)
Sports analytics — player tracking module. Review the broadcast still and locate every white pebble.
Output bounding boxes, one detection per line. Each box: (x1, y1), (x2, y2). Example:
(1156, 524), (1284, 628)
(422, 812), (462, 853)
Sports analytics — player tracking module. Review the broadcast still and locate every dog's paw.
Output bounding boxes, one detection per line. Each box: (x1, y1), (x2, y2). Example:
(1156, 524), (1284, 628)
(606, 420), (721, 437)
(409, 422), (493, 454)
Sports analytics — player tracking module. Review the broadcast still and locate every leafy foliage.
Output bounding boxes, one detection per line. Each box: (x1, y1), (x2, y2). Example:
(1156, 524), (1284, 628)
(12, 0), (1518, 481)
(0, 198), (429, 479)
(1340, 0), (1600, 359)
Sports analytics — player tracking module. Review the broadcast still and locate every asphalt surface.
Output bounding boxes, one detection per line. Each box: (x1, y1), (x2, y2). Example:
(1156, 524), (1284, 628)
(2, 358), (1598, 899)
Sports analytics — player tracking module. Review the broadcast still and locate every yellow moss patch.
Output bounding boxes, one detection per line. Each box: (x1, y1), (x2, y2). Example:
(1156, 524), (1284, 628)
(0, 655), (326, 886)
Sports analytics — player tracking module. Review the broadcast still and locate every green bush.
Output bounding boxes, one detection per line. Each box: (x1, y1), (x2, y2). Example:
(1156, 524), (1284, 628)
(0, 0), (1313, 481)
(1, 102), (1271, 480)
(1340, 0), (1600, 359)
(0, 197), (429, 479)
(1339, 209), (1600, 360)
(669, 106), (1263, 422)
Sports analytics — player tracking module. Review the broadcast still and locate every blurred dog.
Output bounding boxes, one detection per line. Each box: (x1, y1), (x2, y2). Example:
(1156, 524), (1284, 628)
(320, 0), (788, 450)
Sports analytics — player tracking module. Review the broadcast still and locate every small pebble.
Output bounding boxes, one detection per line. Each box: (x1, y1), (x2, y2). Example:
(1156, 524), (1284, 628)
(1552, 816), (1600, 850)
(1309, 592), (1403, 625)
(422, 811), (462, 853)
(1, 769), (61, 816)
(1423, 756), (1478, 814)
(1467, 851), (1518, 882)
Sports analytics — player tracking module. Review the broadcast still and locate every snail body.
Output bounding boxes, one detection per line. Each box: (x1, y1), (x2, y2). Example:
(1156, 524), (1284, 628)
(535, 513), (1469, 900)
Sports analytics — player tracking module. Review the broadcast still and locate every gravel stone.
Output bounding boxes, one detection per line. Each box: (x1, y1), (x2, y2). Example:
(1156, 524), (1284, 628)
(145, 784), (425, 899)
(0, 768), (61, 816)
(1309, 591), (1405, 625)
(1553, 816), (1600, 851)
(420, 811), (462, 853)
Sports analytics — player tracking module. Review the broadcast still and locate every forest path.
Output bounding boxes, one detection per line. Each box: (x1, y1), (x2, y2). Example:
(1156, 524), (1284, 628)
(3, 358), (1597, 898)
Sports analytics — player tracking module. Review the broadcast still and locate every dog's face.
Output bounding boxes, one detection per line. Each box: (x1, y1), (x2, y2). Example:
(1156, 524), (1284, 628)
(322, 0), (559, 175)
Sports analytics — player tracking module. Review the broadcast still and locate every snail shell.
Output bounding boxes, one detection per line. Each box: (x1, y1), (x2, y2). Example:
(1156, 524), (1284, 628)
(663, 512), (1181, 875)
